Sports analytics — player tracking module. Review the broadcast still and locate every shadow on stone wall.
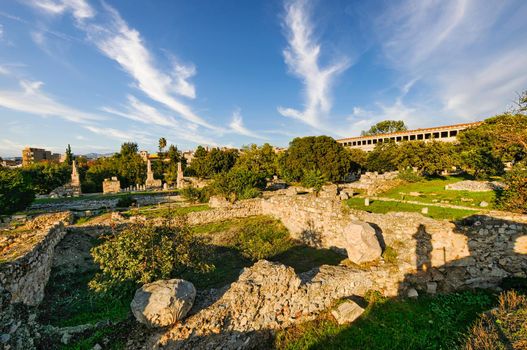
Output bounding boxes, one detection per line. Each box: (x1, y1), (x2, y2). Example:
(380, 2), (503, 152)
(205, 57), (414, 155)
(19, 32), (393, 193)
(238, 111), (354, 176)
(398, 215), (527, 296)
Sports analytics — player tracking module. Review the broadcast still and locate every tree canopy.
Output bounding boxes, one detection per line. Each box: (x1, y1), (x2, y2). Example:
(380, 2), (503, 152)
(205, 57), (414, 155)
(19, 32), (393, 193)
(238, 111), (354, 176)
(361, 120), (407, 136)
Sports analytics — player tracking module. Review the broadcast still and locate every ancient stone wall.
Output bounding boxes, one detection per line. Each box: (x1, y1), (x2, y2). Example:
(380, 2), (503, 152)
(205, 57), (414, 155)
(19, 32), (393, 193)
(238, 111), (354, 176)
(187, 199), (263, 226)
(29, 194), (180, 212)
(103, 177), (121, 194)
(0, 212), (72, 306)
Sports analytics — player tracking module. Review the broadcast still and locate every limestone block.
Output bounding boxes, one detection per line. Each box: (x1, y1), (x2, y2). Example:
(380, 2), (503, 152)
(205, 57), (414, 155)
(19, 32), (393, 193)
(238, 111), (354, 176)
(342, 221), (382, 264)
(131, 279), (196, 327)
(407, 288), (418, 298)
(331, 300), (364, 325)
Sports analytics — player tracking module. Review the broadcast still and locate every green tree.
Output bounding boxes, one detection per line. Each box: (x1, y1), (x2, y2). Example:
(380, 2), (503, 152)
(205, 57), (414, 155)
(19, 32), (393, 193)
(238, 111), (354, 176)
(158, 137), (167, 153)
(64, 144), (73, 166)
(208, 148), (238, 175)
(396, 141), (454, 176)
(234, 143), (278, 178)
(279, 136), (352, 182)
(189, 146), (210, 178)
(366, 142), (399, 173)
(361, 120), (407, 136)
(497, 162), (527, 213)
(89, 220), (212, 292)
(21, 162), (71, 194)
(301, 169), (326, 193)
(211, 167), (266, 201)
(348, 148), (368, 171)
(0, 168), (35, 215)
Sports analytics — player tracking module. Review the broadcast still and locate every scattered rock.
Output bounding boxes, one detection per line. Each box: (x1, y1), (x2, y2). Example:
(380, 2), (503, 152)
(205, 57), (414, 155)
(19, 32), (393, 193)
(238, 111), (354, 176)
(331, 300), (365, 325)
(131, 279), (196, 327)
(421, 207), (429, 215)
(409, 192), (421, 197)
(426, 282), (437, 295)
(480, 201), (489, 208)
(407, 288), (418, 299)
(61, 333), (72, 345)
(342, 221), (382, 264)
(339, 192), (350, 200)
(319, 184), (338, 198)
(92, 344), (102, 350)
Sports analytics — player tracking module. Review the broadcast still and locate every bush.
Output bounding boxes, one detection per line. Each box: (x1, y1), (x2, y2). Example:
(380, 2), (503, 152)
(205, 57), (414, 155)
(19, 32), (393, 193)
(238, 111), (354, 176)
(366, 142), (399, 173)
(181, 186), (210, 203)
(301, 169), (326, 192)
(279, 136), (353, 182)
(89, 220), (213, 292)
(233, 220), (293, 261)
(115, 195), (136, 208)
(497, 163), (527, 213)
(397, 169), (424, 183)
(211, 168), (266, 201)
(0, 168), (35, 215)
(382, 246), (398, 264)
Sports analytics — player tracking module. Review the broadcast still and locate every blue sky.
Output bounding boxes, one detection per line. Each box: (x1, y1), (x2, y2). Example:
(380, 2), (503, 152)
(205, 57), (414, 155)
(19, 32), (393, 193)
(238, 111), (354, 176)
(1, 0), (527, 157)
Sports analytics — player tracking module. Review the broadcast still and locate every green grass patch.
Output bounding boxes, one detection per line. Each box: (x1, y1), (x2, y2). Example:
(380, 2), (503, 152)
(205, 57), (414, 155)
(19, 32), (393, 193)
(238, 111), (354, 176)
(186, 216), (344, 288)
(275, 290), (495, 350)
(346, 197), (477, 221)
(381, 176), (497, 209)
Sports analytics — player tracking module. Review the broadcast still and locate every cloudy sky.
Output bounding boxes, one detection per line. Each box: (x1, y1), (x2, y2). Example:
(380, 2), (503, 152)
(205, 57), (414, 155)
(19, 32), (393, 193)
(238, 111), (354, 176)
(1, 0), (527, 157)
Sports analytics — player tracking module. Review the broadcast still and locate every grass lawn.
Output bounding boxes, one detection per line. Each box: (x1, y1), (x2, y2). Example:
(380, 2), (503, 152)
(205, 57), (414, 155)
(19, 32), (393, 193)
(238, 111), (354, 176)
(381, 176), (497, 209)
(275, 290), (496, 350)
(346, 197), (477, 221)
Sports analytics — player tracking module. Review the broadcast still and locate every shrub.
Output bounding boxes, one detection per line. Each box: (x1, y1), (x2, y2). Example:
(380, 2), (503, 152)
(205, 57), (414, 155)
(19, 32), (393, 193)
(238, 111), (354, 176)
(279, 136), (353, 182)
(211, 167), (266, 201)
(364, 290), (386, 304)
(115, 195), (136, 208)
(233, 220), (293, 261)
(497, 163), (527, 213)
(397, 169), (424, 183)
(366, 142), (399, 173)
(382, 246), (398, 264)
(0, 168), (35, 215)
(181, 186), (210, 203)
(301, 169), (326, 192)
(89, 220), (213, 292)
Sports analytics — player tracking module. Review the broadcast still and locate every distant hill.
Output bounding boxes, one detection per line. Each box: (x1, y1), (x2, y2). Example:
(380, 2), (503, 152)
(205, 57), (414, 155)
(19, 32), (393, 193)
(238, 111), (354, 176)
(82, 152), (115, 159)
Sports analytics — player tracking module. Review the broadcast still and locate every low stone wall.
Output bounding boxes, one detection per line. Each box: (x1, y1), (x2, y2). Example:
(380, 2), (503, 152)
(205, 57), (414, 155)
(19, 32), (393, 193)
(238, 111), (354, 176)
(0, 212), (72, 306)
(29, 193), (180, 212)
(445, 180), (503, 192)
(187, 199), (262, 226)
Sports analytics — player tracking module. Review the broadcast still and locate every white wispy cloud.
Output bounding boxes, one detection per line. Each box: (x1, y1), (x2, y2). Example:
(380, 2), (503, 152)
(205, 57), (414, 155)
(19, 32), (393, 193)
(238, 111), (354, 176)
(83, 125), (152, 144)
(229, 109), (267, 139)
(30, 0), (95, 21)
(102, 95), (218, 146)
(0, 79), (103, 123)
(372, 0), (527, 120)
(278, 0), (350, 129)
(28, 0), (217, 130)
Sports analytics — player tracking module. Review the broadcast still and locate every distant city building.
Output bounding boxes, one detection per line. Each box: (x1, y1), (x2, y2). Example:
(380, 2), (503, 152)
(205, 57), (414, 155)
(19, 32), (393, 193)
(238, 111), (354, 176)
(22, 147), (61, 166)
(336, 121), (482, 152)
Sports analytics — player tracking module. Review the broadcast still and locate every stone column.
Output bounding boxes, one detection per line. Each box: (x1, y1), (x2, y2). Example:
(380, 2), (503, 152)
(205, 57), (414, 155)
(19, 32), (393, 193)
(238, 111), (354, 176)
(177, 161), (184, 189)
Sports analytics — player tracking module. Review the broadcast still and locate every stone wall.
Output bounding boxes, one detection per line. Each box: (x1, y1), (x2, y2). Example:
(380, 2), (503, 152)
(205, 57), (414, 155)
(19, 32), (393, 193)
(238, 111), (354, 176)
(445, 180), (503, 192)
(187, 199), (263, 226)
(0, 212), (72, 306)
(29, 193), (180, 212)
(344, 171), (402, 195)
(103, 177), (121, 194)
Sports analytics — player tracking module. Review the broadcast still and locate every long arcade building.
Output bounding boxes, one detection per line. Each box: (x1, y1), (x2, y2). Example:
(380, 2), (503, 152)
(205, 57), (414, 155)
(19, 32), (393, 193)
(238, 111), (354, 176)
(336, 121), (482, 152)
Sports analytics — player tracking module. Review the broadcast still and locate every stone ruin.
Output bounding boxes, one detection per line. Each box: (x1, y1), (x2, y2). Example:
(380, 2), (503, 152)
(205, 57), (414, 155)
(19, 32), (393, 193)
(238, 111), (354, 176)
(49, 161), (82, 198)
(445, 180), (504, 192)
(145, 159), (162, 189)
(102, 176), (121, 194)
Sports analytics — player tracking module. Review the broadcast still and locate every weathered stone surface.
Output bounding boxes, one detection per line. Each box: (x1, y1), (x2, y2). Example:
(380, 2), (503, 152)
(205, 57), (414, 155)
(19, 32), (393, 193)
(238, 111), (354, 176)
(131, 279), (196, 327)
(407, 288), (418, 298)
(445, 180), (503, 192)
(331, 301), (365, 325)
(342, 221), (382, 264)
(102, 177), (120, 194)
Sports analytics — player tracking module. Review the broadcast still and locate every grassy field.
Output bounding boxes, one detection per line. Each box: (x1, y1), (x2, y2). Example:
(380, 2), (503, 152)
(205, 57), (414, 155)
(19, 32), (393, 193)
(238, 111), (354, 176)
(346, 197), (477, 221)
(275, 290), (496, 350)
(381, 176), (497, 209)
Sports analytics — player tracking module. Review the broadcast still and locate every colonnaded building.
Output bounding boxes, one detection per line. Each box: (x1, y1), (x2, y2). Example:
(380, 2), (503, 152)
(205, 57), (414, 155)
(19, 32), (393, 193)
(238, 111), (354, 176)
(337, 121), (482, 152)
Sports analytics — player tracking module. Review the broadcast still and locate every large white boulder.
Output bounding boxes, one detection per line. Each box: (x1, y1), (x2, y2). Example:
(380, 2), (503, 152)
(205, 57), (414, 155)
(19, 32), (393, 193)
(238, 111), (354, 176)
(331, 300), (365, 325)
(130, 279), (196, 327)
(342, 221), (382, 264)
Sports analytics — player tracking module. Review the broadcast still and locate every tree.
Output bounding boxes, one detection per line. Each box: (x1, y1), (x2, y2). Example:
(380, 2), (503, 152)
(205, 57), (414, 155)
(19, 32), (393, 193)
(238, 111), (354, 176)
(189, 146), (209, 178)
(347, 148), (368, 171)
(158, 137), (167, 153)
(0, 168), (35, 215)
(396, 141), (455, 176)
(64, 144), (73, 166)
(497, 162), (527, 213)
(366, 142), (399, 173)
(279, 136), (352, 182)
(211, 167), (266, 201)
(21, 162), (71, 194)
(208, 148), (238, 175)
(301, 169), (326, 193)
(361, 120), (407, 136)
(234, 143), (278, 178)
(89, 220), (212, 292)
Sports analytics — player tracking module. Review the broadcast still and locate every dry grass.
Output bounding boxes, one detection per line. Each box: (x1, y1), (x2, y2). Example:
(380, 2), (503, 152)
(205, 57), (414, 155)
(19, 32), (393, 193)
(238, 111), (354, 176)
(464, 290), (527, 350)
